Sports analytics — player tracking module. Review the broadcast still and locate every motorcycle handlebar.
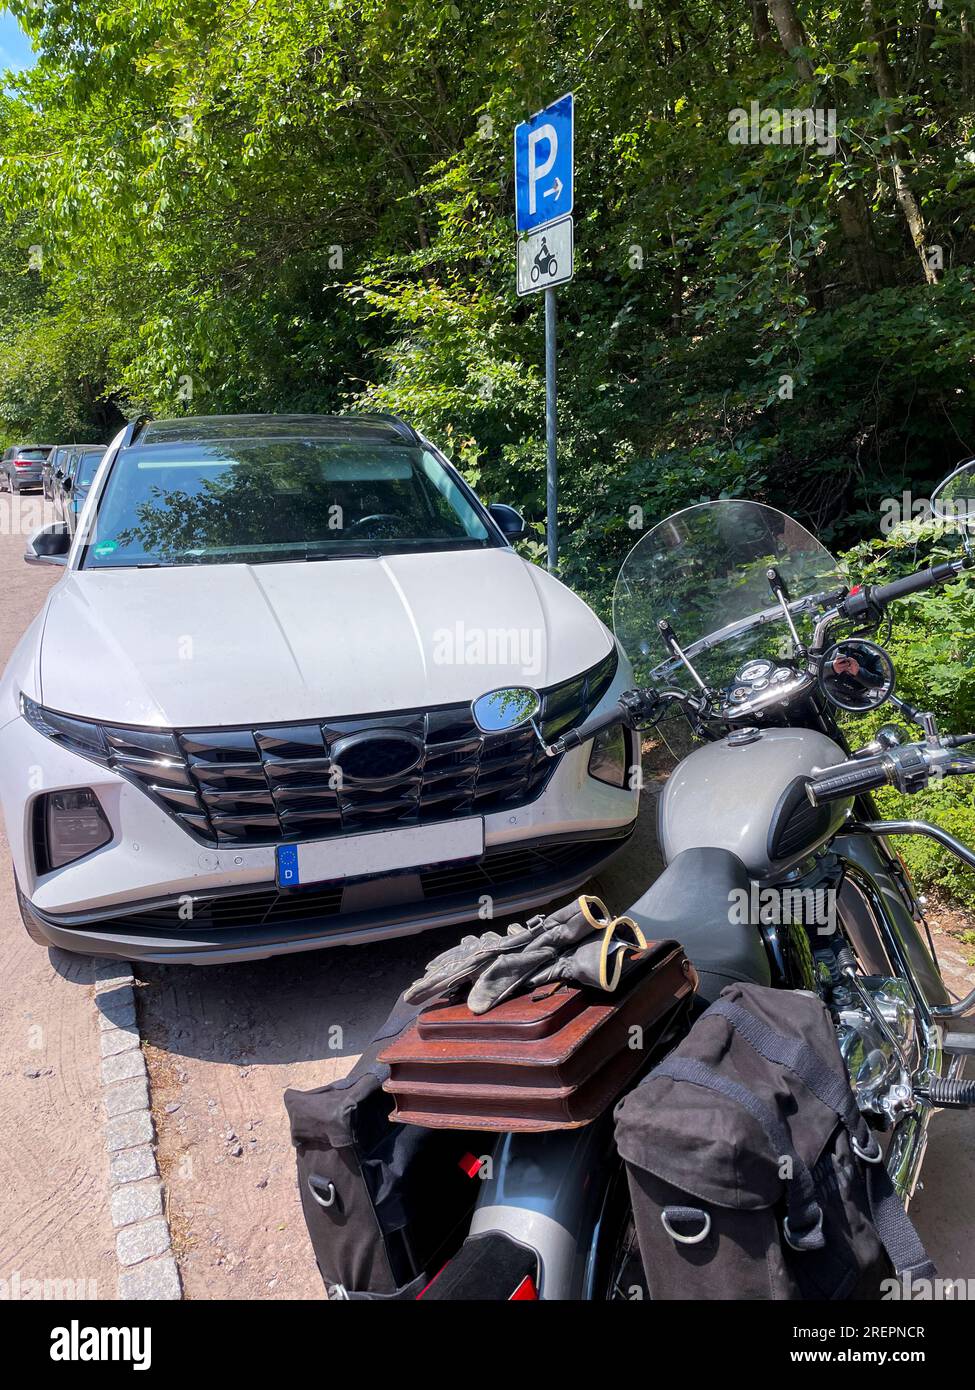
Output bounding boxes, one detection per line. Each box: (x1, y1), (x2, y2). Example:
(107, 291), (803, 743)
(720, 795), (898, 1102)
(546, 685), (679, 756)
(805, 759), (892, 807)
(807, 740), (975, 806)
(871, 560), (963, 606)
(839, 557), (971, 622)
(550, 701), (628, 754)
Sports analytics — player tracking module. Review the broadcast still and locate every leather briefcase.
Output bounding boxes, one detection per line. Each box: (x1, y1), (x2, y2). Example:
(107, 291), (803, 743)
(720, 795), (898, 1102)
(379, 940), (697, 1131)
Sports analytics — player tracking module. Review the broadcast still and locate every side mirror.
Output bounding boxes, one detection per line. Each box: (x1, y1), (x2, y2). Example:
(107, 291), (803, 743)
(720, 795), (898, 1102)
(61, 475), (72, 493)
(488, 503), (528, 540)
(818, 639), (896, 713)
(931, 459), (975, 534)
(471, 686), (541, 734)
(25, 521), (71, 567)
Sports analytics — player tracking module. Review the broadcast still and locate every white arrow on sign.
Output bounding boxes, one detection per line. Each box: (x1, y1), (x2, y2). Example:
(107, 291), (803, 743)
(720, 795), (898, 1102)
(544, 178), (563, 200)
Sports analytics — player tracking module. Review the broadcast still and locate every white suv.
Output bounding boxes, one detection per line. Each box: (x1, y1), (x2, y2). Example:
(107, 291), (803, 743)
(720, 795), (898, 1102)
(0, 414), (638, 963)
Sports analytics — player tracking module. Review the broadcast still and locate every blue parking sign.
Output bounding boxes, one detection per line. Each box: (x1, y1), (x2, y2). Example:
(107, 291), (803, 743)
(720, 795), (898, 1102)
(514, 93), (574, 234)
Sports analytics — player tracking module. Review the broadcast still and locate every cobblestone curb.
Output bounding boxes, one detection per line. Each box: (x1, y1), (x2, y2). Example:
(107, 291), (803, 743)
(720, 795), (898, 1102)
(94, 962), (182, 1301)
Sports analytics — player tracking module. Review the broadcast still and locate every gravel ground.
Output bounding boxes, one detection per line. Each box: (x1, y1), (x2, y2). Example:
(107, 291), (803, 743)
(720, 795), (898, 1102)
(0, 493), (118, 1300)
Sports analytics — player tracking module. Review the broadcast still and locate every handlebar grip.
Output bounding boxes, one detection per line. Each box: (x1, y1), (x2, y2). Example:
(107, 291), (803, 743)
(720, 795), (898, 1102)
(806, 760), (892, 806)
(555, 702), (626, 752)
(871, 560), (961, 606)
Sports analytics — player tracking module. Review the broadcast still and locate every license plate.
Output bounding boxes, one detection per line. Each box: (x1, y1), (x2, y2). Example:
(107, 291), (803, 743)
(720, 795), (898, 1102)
(275, 818), (485, 888)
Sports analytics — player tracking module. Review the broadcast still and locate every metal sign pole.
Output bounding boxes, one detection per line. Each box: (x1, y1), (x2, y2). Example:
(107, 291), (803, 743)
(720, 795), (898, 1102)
(513, 93), (573, 575)
(545, 286), (557, 572)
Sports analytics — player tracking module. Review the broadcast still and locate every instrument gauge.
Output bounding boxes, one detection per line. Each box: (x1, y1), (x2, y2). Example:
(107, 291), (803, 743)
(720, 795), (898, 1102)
(738, 659), (775, 684)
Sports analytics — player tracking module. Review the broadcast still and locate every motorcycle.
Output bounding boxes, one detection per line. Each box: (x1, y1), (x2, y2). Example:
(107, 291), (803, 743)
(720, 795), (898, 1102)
(424, 460), (975, 1300)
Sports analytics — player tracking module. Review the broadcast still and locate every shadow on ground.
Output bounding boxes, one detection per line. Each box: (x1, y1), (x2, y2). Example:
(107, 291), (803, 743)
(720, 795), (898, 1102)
(134, 794), (665, 1069)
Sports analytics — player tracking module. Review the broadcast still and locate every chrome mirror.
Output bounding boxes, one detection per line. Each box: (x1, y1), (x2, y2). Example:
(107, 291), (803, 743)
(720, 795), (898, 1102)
(818, 639), (895, 713)
(471, 686), (541, 734)
(931, 459), (975, 537)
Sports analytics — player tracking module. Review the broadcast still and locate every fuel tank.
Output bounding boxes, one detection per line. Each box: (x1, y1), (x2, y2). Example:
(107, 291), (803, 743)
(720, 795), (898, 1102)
(658, 726), (851, 881)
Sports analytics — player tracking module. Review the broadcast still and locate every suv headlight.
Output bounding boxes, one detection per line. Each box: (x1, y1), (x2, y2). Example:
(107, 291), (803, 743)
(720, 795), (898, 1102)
(21, 692), (110, 763)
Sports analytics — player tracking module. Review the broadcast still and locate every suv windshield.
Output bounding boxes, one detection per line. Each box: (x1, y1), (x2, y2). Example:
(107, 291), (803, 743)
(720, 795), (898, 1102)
(15, 448), (50, 462)
(81, 440), (499, 568)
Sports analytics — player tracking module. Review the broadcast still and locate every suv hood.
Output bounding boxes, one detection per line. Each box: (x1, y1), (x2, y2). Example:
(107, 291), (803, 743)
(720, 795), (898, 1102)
(37, 549), (613, 726)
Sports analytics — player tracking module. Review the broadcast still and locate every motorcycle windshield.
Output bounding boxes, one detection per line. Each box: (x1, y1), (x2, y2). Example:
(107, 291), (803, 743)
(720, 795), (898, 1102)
(612, 500), (844, 693)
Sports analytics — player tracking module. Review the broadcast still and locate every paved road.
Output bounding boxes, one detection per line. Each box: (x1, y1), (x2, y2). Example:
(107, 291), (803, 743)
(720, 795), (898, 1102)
(0, 493), (117, 1300)
(0, 497), (971, 1300)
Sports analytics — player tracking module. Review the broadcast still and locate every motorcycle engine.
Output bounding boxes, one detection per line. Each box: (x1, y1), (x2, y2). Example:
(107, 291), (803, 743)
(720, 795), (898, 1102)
(827, 972), (920, 1125)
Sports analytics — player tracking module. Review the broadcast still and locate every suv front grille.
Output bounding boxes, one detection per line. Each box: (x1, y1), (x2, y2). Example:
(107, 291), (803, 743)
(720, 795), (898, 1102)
(105, 651), (617, 847)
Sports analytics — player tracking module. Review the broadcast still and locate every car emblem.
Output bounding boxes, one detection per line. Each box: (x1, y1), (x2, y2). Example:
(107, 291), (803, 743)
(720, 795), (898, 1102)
(330, 730), (424, 783)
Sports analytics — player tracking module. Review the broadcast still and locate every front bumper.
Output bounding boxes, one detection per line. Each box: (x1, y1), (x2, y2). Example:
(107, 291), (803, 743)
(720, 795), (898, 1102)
(20, 825), (634, 963)
(1, 694), (639, 963)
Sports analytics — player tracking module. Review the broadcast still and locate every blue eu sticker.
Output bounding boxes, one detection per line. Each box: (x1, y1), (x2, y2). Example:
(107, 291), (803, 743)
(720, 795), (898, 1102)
(277, 844), (300, 887)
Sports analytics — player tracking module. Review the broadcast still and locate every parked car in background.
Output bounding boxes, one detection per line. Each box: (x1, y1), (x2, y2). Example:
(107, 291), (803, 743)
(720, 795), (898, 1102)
(57, 445), (106, 534)
(1, 444), (53, 494)
(2, 413), (638, 964)
(44, 445), (76, 500)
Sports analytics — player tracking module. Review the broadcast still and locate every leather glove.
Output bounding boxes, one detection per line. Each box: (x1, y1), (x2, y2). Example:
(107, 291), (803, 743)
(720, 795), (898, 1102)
(404, 916), (548, 1006)
(526, 931), (649, 994)
(466, 898), (639, 1014)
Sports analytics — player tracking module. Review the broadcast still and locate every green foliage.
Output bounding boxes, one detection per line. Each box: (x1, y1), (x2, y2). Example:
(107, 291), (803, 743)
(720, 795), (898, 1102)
(0, 0), (973, 906)
(1, 0), (974, 504)
(841, 524), (975, 907)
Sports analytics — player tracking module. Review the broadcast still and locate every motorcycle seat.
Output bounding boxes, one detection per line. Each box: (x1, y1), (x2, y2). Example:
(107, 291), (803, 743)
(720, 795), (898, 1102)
(626, 846), (771, 1003)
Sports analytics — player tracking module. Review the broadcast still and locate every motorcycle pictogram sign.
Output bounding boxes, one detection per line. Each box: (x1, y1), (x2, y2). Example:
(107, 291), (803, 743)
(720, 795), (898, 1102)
(516, 216), (573, 297)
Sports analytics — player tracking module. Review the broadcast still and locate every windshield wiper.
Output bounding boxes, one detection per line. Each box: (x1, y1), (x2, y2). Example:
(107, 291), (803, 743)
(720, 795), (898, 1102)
(303, 549), (383, 561)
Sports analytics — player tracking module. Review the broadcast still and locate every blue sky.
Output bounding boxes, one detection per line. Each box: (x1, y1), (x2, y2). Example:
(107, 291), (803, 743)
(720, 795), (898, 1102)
(0, 8), (36, 73)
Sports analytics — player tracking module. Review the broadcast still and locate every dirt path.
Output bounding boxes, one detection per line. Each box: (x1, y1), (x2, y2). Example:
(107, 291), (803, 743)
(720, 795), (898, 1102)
(0, 493), (117, 1300)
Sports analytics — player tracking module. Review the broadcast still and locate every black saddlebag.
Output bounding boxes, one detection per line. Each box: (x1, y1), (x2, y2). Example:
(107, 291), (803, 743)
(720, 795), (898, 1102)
(614, 982), (935, 1300)
(284, 996), (484, 1299)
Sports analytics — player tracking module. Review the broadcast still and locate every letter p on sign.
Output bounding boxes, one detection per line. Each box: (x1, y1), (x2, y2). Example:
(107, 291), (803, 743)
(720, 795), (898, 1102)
(527, 124), (557, 214)
(515, 93), (574, 233)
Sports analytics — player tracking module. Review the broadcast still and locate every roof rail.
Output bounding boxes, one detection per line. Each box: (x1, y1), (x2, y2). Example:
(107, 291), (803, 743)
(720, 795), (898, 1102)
(119, 415), (148, 449)
(368, 413), (421, 446)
